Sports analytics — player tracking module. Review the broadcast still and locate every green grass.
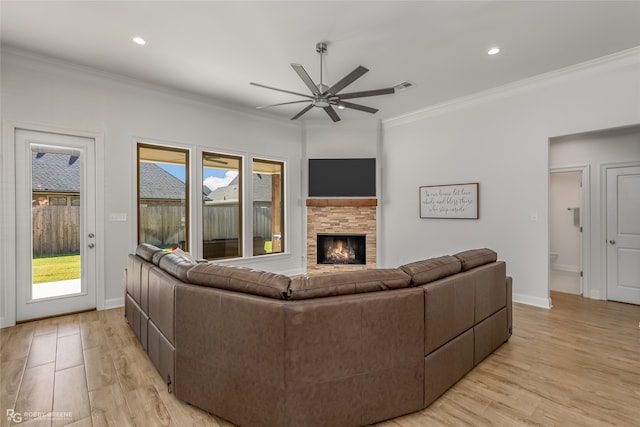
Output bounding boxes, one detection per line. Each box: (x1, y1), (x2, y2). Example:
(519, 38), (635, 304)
(32, 254), (80, 284)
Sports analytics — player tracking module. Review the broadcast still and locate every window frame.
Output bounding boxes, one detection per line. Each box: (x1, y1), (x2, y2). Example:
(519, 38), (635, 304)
(136, 143), (190, 251)
(251, 157), (285, 256)
(201, 151), (243, 260)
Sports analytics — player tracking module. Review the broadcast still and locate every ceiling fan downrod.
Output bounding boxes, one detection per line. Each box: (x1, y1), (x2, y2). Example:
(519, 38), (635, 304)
(316, 41), (328, 94)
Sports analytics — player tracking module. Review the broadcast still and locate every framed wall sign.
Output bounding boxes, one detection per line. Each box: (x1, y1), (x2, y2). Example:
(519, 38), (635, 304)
(419, 183), (479, 219)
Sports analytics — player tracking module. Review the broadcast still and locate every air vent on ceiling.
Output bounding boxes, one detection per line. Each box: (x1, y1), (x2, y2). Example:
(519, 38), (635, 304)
(393, 81), (415, 91)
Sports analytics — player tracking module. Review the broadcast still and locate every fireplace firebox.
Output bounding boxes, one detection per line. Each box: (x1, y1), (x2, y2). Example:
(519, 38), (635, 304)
(317, 234), (366, 265)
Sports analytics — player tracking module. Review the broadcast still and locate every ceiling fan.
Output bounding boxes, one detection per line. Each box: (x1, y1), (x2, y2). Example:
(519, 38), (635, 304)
(251, 42), (396, 122)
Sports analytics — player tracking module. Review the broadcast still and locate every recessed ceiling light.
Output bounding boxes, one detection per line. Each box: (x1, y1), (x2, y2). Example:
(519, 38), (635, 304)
(132, 36), (147, 45)
(487, 47), (500, 55)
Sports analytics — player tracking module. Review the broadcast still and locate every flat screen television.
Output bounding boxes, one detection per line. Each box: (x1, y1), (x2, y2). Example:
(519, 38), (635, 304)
(308, 158), (376, 197)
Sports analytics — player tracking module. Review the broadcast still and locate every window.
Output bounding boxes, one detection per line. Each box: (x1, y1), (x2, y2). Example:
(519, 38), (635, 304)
(137, 144), (189, 251)
(252, 158), (284, 255)
(202, 152), (242, 259)
(49, 196), (68, 206)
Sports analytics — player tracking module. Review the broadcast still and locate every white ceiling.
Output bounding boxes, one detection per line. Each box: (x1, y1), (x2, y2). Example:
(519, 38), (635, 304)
(2, 1), (640, 122)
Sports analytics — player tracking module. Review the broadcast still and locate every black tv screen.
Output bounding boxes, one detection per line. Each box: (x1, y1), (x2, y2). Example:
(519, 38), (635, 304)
(308, 158), (376, 197)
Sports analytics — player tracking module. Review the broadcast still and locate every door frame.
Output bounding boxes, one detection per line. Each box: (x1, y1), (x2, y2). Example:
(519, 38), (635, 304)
(601, 160), (640, 301)
(549, 165), (590, 299)
(1, 121), (105, 327)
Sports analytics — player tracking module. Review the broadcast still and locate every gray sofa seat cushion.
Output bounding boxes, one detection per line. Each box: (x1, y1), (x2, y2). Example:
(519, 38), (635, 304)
(186, 263), (291, 300)
(454, 248), (497, 271)
(400, 256), (461, 286)
(288, 268), (411, 300)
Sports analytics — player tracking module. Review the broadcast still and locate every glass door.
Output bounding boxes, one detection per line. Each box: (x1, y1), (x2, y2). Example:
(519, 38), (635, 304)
(16, 130), (96, 321)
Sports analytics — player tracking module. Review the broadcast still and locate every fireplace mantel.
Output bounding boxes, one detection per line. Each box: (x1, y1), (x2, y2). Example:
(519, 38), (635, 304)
(306, 198), (377, 207)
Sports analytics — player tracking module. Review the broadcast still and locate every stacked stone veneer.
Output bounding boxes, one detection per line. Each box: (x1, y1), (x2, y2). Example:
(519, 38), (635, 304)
(306, 200), (377, 275)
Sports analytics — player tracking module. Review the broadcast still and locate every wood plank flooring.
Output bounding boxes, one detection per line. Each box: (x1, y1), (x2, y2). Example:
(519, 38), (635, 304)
(1, 291), (638, 426)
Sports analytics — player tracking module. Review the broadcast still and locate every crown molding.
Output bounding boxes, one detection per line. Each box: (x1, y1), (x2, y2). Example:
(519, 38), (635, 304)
(383, 46), (640, 128)
(1, 45), (302, 131)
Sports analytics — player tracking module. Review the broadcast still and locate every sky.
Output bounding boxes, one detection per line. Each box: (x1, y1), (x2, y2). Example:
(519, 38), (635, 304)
(158, 164), (238, 191)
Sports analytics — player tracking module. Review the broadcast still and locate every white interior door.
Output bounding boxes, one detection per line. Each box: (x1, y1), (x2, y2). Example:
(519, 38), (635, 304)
(606, 165), (640, 305)
(549, 171), (583, 295)
(15, 129), (97, 321)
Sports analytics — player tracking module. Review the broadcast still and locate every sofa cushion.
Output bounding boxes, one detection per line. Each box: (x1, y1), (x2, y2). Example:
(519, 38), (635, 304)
(454, 248), (497, 271)
(136, 243), (163, 262)
(186, 263), (290, 300)
(152, 250), (169, 266)
(400, 256), (461, 286)
(288, 269), (411, 300)
(158, 252), (196, 282)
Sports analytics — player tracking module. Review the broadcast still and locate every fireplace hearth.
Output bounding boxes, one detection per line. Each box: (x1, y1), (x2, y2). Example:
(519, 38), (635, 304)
(317, 234), (366, 265)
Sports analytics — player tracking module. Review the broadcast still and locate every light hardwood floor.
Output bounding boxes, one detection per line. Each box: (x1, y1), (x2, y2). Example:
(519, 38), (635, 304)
(1, 291), (639, 427)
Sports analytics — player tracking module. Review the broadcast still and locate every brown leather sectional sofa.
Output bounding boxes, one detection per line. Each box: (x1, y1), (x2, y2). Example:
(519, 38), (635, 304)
(125, 244), (512, 427)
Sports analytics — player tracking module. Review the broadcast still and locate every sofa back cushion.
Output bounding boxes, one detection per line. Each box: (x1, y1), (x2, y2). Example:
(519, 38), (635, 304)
(158, 252), (196, 282)
(136, 243), (163, 262)
(453, 248), (497, 271)
(186, 263), (290, 300)
(152, 250), (169, 266)
(400, 256), (461, 286)
(288, 268), (411, 300)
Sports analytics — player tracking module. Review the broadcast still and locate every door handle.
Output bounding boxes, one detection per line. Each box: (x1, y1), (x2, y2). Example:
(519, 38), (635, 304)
(88, 243), (95, 249)
(609, 240), (616, 245)
(88, 233), (95, 238)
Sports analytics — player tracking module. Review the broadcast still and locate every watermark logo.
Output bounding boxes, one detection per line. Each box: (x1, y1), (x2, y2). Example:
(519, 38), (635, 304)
(6, 409), (73, 424)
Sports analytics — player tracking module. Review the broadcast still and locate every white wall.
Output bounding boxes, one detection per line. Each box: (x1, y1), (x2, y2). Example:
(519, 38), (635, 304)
(1, 49), (304, 327)
(550, 126), (640, 299)
(381, 50), (640, 308)
(305, 120), (379, 159)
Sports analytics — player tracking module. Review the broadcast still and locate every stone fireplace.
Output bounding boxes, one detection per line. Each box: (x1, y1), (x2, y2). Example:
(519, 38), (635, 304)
(306, 199), (377, 275)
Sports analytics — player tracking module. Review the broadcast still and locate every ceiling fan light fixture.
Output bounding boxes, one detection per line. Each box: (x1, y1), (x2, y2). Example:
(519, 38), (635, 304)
(314, 99), (330, 108)
(337, 104), (345, 110)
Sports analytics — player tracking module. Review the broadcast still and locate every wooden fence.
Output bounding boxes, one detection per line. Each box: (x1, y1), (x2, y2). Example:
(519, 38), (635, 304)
(32, 204), (274, 255)
(140, 204), (273, 246)
(32, 206), (80, 256)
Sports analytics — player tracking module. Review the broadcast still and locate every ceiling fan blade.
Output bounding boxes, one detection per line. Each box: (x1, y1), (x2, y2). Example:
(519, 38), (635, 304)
(337, 88), (395, 100)
(337, 101), (378, 114)
(291, 64), (320, 95)
(323, 106), (341, 122)
(291, 104), (314, 120)
(256, 100), (312, 110)
(250, 82), (314, 99)
(324, 65), (368, 96)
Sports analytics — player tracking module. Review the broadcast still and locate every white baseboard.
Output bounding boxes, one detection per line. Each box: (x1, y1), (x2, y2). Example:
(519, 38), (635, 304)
(551, 263), (580, 273)
(104, 297), (124, 310)
(589, 289), (602, 300)
(281, 268), (306, 277)
(513, 293), (552, 309)
(0, 316), (15, 329)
